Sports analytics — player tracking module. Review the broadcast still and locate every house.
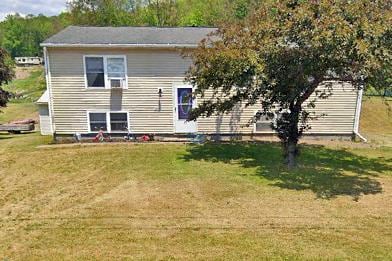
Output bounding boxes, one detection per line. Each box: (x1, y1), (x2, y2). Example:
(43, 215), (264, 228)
(38, 26), (363, 140)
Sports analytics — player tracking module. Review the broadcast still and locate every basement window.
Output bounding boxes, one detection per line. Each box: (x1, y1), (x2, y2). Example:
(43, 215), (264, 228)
(110, 112), (128, 132)
(88, 112), (129, 132)
(89, 112), (107, 131)
(254, 113), (279, 133)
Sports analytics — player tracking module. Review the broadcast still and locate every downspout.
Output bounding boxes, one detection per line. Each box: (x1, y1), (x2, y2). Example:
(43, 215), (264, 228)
(43, 47), (56, 134)
(353, 86), (367, 142)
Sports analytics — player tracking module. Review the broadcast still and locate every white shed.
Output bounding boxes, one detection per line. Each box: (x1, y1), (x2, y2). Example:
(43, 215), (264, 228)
(36, 90), (53, 135)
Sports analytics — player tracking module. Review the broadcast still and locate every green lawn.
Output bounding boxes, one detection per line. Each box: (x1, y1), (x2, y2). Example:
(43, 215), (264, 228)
(360, 96), (392, 145)
(0, 102), (38, 123)
(0, 132), (391, 259)
(0, 69), (391, 259)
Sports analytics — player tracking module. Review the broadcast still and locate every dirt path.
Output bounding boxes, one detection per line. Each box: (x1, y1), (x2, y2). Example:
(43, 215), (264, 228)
(14, 66), (42, 80)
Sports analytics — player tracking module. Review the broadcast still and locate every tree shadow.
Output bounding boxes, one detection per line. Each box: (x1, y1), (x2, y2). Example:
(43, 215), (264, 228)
(182, 142), (392, 200)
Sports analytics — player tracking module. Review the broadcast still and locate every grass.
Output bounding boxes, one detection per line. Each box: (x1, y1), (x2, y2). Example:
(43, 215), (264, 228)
(0, 70), (391, 259)
(2, 66), (46, 102)
(0, 103), (39, 123)
(0, 132), (391, 259)
(360, 96), (392, 145)
(0, 66), (45, 124)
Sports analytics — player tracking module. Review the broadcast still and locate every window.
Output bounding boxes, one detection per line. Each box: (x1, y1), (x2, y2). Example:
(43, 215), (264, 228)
(84, 56), (126, 88)
(89, 113), (107, 131)
(110, 113), (128, 132)
(177, 88), (193, 120)
(88, 112), (128, 132)
(255, 113), (277, 133)
(107, 58), (126, 78)
(85, 57), (105, 88)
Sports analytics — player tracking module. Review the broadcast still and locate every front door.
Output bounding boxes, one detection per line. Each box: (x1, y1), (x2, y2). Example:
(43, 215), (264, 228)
(174, 86), (197, 133)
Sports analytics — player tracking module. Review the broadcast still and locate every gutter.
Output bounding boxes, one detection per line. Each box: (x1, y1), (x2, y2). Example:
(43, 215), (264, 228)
(40, 43), (199, 48)
(353, 87), (367, 142)
(43, 47), (55, 134)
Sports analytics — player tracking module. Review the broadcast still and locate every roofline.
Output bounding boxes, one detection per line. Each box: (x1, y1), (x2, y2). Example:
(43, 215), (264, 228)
(40, 43), (199, 48)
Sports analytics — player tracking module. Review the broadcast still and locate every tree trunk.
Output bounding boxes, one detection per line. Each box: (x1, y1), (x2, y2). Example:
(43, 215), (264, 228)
(275, 103), (303, 169)
(287, 140), (298, 169)
(279, 105), (301, 169)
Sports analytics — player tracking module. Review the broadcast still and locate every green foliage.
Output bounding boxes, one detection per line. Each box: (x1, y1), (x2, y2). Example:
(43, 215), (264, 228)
(68, 0), (137, 26)
(0, 48), (15, 107)
(0, 1), (260, 59)
(186, 0), (392, 168)
(67, 0), (260, 26)
(0, 13), (70, 57)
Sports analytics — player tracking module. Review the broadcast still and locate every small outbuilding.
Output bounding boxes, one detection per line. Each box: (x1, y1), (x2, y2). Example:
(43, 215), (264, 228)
(36, 90), (52, 135)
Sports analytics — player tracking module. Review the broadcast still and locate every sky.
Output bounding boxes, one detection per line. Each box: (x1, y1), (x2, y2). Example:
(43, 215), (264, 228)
(0, 0), (67, 21)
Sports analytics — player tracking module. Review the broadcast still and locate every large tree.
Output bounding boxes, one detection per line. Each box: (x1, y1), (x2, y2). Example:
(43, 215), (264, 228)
(0, 48), (15, 108)
(0, 13), (70, 57)
(67, 0), (261, 26)
(186, 0), (392, 168)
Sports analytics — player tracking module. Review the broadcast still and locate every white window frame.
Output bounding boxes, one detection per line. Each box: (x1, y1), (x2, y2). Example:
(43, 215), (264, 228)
(83, 55), (128, 90)
(87, 111), (130, 133)
(253, 110), (277, 134)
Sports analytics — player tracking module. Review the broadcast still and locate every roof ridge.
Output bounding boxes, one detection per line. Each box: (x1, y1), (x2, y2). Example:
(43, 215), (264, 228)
(41, 26), (217, 47)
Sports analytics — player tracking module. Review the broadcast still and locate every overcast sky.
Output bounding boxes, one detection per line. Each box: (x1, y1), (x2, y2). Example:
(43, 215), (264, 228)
(0, 0), (67, 21)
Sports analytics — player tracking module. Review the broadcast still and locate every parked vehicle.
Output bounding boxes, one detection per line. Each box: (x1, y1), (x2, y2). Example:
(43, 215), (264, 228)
(15, 57), (43, 66)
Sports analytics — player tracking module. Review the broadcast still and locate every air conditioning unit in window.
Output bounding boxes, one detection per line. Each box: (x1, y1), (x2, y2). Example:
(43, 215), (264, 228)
(109, 78), (124, 89)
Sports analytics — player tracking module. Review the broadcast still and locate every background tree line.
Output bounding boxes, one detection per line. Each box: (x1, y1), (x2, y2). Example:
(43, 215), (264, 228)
(0, 0), (260, 58)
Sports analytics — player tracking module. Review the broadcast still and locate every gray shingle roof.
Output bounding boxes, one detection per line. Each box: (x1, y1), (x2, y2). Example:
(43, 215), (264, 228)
(41, 26), (217, 47)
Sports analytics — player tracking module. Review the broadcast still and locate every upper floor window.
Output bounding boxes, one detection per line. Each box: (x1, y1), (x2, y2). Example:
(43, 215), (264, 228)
(84, 56), (127, 89)
(85, 57), (105, 88)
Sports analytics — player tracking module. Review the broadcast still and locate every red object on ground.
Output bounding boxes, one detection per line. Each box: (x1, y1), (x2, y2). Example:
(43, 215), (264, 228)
(93, 129), (104, 142)
(141, 135), (150, 142)
(9, 119), (36, 124)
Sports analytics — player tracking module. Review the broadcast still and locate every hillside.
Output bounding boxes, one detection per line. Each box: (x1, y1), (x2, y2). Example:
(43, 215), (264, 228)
(0, 66), (45, 124)
(360, 96), (392, 145)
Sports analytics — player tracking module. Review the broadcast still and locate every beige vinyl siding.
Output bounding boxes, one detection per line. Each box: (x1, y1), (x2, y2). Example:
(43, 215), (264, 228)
(48, 47), (187, 134)
(305, 82), (357, 134)
(197, 101), (258, 134)
(197, 81), (357, 134)
(47, 47), (358, 135)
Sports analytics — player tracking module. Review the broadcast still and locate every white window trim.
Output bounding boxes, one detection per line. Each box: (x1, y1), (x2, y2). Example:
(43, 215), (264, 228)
(87, 111), (130, 133)
(253, 110), (277, 134)
(83, 55), (128, 90)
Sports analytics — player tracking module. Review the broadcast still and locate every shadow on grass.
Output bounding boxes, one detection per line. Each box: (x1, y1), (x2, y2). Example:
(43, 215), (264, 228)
(0, 132), (34, 140)
(0, 133), (13, 140)
(182, 142), (391, 200)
